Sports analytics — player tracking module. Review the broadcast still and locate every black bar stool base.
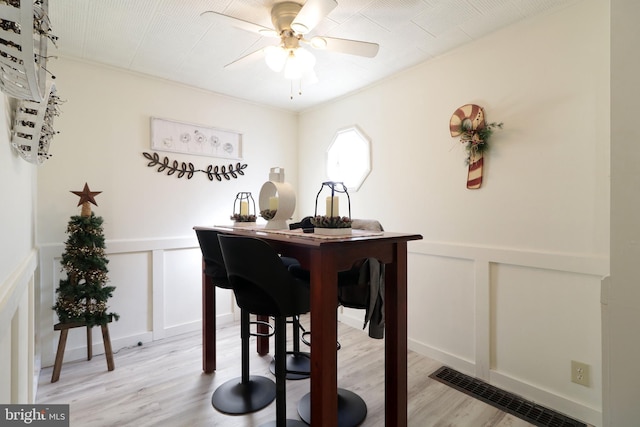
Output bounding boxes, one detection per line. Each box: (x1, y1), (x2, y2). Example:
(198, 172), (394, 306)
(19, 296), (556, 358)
(211, 375), (276, 414)
(269, 351), (311, 380)
(297, 388), (367, 427)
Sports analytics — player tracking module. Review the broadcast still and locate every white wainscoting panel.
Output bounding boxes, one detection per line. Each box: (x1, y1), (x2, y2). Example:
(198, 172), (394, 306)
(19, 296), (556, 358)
(163, 248), (206, 336)
(339, 241), (606, 427)
(38, 236), (236, 369)
(0, 250), (37, 403)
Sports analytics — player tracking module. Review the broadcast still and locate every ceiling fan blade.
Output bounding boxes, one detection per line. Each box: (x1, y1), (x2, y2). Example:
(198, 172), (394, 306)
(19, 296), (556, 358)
(201, 11), (278, 37)
(311, 36), (379, 58)
(290, 0), (338, 34)
(224, 48), (266, 70)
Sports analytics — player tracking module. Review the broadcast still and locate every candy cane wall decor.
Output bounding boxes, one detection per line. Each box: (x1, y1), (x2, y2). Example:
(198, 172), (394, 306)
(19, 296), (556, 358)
(449, 104), (503, 189)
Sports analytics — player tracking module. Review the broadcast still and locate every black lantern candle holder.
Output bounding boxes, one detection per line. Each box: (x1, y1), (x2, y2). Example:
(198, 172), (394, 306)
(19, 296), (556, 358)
(312, 181), (352, 231)
(231, 192), (257, 223)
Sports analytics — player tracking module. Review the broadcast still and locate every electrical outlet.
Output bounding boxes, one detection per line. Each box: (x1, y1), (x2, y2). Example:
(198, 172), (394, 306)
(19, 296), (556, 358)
(571, 360), (590, 387)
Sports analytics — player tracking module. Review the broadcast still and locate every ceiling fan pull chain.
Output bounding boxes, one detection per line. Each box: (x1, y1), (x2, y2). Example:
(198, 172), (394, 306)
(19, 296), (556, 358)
(289, 80), (304, 100)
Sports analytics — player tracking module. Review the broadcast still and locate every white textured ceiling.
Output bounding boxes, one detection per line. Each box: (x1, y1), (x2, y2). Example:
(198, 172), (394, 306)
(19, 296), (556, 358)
(48, 0), (579, 112)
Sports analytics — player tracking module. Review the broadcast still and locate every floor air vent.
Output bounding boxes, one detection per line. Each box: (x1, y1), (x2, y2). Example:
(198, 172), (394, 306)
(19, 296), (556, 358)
(429, 366), (588, 427)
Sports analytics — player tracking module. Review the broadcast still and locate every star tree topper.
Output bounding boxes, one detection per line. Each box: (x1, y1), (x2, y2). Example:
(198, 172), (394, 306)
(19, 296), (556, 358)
(71, 183), (102, 217)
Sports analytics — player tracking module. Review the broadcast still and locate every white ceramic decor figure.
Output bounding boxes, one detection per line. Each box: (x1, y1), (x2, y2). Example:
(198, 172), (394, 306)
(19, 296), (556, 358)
(259, 167), (296, 230)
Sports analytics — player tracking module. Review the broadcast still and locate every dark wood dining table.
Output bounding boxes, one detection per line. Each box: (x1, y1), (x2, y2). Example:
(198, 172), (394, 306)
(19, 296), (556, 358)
(194, 225), (422, 427)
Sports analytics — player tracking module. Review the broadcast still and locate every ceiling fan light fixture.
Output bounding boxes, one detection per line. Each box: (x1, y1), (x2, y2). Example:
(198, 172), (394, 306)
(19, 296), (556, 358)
(284, 51), (302, 80)
(283, 48), (316, 80)
(310, 36), (327, 49)
(290, 22), (309, 34)
(258, 28), (278, 37)
(264, 45), (288, 72)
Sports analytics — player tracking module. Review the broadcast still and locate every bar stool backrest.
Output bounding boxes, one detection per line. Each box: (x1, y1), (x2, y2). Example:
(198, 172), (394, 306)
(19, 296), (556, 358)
(195, 229), (232, 289)
(218, 235), (310, 317)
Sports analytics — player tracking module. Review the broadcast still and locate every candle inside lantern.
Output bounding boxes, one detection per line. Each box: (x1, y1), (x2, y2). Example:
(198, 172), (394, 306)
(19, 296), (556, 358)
(269, 196), (279, 210)
(326, 196), (339, 217)
(240, 201), (249, 216)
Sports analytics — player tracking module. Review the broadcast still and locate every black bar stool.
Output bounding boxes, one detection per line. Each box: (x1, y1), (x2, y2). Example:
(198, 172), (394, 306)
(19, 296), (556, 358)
(219, 234), (310, 427)
(195, 229), (275, 414)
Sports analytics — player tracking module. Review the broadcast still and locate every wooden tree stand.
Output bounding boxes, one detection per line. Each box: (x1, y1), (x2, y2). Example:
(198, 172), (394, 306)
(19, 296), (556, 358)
(51, 321), (115, 383)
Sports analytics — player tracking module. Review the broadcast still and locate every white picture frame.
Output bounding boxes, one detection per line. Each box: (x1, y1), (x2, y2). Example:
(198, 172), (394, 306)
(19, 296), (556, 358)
(150, 117), (242, 160)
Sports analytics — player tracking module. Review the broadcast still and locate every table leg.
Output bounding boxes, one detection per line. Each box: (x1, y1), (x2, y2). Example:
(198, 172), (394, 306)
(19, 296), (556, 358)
(202, 265), (216, 374)
(310, 251), (339, 427)
(385, 242), (408, 426)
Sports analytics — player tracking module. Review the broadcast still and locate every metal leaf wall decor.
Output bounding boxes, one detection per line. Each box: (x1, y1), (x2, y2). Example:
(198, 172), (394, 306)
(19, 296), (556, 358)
(142, 152), (248, 181)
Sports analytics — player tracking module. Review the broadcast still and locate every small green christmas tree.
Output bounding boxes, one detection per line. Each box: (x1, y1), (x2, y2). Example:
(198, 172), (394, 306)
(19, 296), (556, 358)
(53, 183), (118, 327)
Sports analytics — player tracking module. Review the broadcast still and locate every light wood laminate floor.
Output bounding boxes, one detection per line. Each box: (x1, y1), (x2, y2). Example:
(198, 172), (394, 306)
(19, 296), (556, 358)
(37, 315), (535, 426)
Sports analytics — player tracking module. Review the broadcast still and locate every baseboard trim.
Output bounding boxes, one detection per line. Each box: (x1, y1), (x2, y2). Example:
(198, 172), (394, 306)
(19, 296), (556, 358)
(408, 336), (476, 375)
(490, 371), (602, 427)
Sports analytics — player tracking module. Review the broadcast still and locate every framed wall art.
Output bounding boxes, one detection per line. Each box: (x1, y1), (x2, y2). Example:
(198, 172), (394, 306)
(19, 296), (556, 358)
(150, 117), (242, 160)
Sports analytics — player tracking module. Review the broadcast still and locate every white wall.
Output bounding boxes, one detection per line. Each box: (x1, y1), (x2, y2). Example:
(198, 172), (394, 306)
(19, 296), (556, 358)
(299, 1), (608, 425)
(0, 93), (37, 403)
(7, 2), (640, 425)
(36, 58), (299, 368)
(606, 0), (640, 426)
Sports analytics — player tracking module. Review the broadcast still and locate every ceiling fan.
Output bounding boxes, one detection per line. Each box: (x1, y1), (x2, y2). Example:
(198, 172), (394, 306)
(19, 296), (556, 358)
(202, 0), (379, 81)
